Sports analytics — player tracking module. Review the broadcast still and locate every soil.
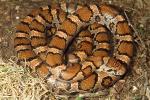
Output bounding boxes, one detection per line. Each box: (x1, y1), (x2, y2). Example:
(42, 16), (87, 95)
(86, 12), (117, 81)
(0, 0), (149, 100)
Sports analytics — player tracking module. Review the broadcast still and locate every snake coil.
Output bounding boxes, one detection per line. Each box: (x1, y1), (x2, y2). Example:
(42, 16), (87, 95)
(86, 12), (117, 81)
(14, 3), (134, 93)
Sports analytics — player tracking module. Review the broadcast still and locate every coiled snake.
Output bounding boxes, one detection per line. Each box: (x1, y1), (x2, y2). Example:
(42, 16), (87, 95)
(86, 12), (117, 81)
(14, 3), (134, 93)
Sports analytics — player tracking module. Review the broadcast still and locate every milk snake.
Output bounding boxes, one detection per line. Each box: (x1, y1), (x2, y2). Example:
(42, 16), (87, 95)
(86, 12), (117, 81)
(14, 2), (134, 93)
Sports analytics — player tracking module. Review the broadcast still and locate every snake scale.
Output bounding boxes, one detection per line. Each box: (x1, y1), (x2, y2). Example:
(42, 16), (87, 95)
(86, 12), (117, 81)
(14, 2), (135, 94)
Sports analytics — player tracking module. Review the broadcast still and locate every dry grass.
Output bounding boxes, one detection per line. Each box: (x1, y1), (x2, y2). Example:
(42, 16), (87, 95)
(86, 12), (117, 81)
(0, 59), (56, 100)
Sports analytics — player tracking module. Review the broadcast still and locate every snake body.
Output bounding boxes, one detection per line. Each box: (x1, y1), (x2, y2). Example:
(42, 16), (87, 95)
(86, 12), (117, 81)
(14, 3), (134, 93)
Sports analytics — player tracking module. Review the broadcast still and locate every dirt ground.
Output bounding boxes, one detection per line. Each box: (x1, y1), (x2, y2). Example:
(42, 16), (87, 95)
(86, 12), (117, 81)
(0, 0), (149, 100)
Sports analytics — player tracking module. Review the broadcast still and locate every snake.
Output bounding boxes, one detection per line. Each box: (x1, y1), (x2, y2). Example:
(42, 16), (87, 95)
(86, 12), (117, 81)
(14, 2), (134, 94)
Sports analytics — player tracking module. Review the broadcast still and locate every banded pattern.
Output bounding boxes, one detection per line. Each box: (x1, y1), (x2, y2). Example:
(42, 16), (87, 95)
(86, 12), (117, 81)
(14, 3), (134, 93)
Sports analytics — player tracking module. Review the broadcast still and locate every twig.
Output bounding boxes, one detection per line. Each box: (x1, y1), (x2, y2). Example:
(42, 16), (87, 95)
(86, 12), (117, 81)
(142, 71), (149, 100)
(124, 10), (146, 48)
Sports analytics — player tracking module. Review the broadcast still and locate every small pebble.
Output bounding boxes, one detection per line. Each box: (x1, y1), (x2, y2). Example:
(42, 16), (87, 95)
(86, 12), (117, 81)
(139, 24), (144, 28)
(15, 6), (20, 10)
(16, 16), (20, 20)
(108, 0), (112, 4)
(146, 86), (150, 100)
(132, 86), (138, 93)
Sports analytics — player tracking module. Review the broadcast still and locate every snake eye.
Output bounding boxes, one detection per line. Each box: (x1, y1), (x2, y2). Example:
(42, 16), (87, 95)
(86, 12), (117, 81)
(95, 15), (101, 22)
(101, 76), (113, 88)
